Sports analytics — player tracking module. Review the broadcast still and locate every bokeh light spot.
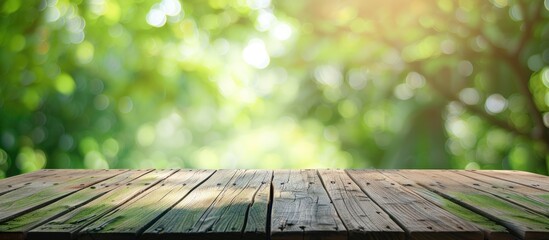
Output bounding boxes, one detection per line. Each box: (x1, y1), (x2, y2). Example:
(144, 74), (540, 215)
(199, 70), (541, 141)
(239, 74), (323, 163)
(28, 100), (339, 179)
(440, 39), (455, 54)
(84, 151), (109, 169)
(543, 112), (549, 127)
(55, 73), (76, 95)
(59, 134), (74, 151)
(2, 0), (20, 14)
(137, 124), (156, 147)
(541, 68), (549, 88)
(248, 0), (271, 9)
(102, 138), (119, 158)
(490, 0), (508, 8)
(271, 22), (293, 41)
(118, 96), (133, 113)
(147, 9), (167, 27)
(527, 55), (543, 71)
(394, 84), (414, 100)
(405, 72), (426, 89)
(159, 0), (182, 16)
(45, 5), (60, 22)
(10, 35), (26, 52)
(485, 94), (507, 114)
(348, 69), (368, 90)
(338, 100), (358, 118)
(459, 88), (480, 105)
(76, 41), (95, 64)
(314, 65), (342, 88)
(256, 10), (275, 31)
(22, 90), (41, 110)
(0, 149), (8, 168)
(465, 162), (480, 170)
(94, 94), (110, 110)
(16, 147), (47, 173)
(80, 137), (100, 154)
(458, 61), (473, 77)
(509, 5), (523, 21)
(242, 38), (270, 69)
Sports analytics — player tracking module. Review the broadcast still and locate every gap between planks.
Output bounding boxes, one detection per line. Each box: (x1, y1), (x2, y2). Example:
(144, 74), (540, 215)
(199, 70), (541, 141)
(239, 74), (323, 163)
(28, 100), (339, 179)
(1, 170), (548, 240)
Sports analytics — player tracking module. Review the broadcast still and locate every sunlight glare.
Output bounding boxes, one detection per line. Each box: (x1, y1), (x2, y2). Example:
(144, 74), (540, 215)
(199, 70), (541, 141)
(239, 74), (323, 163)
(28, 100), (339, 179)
(242, 38), (270, 69)
(147, 8), (167, 27)
(248, 0), (271, 10)
(271, 22), (293, 41)
(256, 10), (275, 31)
(159, 0), (182, 16)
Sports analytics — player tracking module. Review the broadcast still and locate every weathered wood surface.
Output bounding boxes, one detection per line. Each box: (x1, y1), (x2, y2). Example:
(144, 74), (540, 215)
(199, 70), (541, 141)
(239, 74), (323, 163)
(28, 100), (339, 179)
(318, 170), (404, 240)
(81, 169), (215, 240)
(270, 170), (346, 240)
(142, 169), (272, 240)
(453, 170), (549, 216)
(471, 170), (549, 192)
(347, 170), (483, 240)
(0, 170), (60, 195)
(0, 169), (547, 240)
(379, 170), (514, 240)
(0, 170), (150, 240)
(27, 169), (175, 240)
(401, 170), (549, 240)
(0, 169), (124, 223)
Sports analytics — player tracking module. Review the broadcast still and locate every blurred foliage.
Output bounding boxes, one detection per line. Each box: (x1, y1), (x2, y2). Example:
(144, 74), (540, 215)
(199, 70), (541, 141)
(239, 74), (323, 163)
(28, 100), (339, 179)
(1, 0), (549, 178)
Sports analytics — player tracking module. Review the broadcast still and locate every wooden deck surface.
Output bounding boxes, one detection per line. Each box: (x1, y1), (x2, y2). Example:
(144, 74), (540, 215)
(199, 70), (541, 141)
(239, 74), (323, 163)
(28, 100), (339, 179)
(0, 169), (547, 240)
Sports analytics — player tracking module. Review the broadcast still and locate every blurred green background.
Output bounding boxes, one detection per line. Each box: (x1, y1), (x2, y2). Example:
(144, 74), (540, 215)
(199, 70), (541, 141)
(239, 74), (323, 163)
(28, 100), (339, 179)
(1, 0), (549, 178)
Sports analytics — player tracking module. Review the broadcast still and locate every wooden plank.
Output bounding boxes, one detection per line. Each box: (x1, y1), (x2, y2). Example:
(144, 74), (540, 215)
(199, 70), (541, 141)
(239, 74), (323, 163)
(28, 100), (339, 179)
(318, 169), (405, 240)
(401, 170), (549, 240)
(27, 169), (176, 240)
(0, 169), (124, 223)
(270, 169), (346, 240)
(141, 170), (272, 240)
(77, 169), (215, 240)
(379, 170), (514, 240)
(243, 170), (272, 240)
(0, 170), (151, 240)
(0, 170), (60, 195)
(471, 170), (549, 192)
(450, 170), (549, 216)
(0, 170), (94, 197)
(346, 170), (482, 240)
(139, 169), (239, 240)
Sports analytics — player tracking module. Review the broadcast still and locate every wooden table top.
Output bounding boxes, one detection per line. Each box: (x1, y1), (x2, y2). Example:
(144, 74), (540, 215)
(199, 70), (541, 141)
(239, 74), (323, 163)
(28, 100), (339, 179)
(0, 169), (547, 240)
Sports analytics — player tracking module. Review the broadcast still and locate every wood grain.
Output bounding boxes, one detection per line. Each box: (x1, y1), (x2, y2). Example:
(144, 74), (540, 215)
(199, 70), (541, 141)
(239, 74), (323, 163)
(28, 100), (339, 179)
(78, 169), (215, 240)
(27, 169), (175, 240)
(0, 170), (88, 197)
(0, 169), (548, 240)
(0, 170), (150, 240)
(347, 170), (483, 240)
(379, 170), (514, 240)
(0, 170), (60, 195)
(243, 170), (272, 240)
(142, 169), (272, 240)
(318, 169), (405, 240)
(0, 170), (123, 223)
(472, 170), (549, 192)
(401, 170), (549, 240)
(452, 170), (549, 216)
(271, 169), (346, 240)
